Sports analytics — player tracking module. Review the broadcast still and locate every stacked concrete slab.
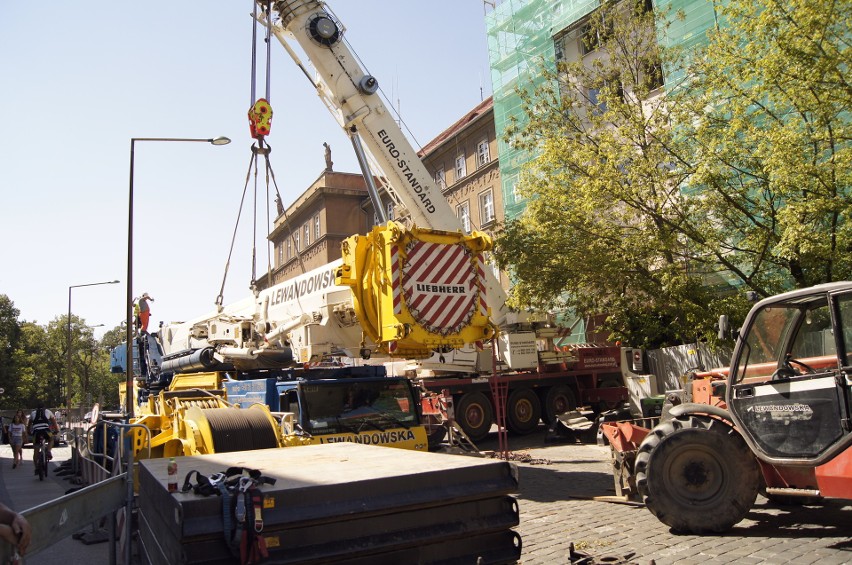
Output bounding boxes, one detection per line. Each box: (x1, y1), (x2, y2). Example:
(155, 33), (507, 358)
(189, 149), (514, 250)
(137, 443), (521, 564)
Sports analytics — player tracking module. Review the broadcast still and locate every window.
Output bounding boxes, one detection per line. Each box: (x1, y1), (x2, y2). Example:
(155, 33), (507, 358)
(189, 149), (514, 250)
(455, 153), (466, 181)
(434, 169), (446, 190)
(373, 212), (380, 227)
(386, 201), (394, 221)
(479, 190), (495, 225)
(457, 202), (471, 233)
(588, 77), (623, 114)
(581, 19), (611, 56)
(304, 224), (310, 247)
(286, 239), (292, 259)
(294, 232), (300, 251)
(510, 179), (522, 204)
(314, 214), (321, 239)
(643, 60), (664, 92)
(476, 139), (490, 168)
(278, 243), (283, 266)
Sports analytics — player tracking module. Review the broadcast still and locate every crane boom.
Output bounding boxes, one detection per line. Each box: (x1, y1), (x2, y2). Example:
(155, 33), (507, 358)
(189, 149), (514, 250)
(156, 0), (518, 375)
(262, 1), (510, 325)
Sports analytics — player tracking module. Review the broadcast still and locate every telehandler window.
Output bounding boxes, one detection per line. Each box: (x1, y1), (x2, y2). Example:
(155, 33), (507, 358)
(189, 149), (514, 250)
(735, 306), (797, 383)
(789, 302), (834, 359)
(835, 293), (852, 365)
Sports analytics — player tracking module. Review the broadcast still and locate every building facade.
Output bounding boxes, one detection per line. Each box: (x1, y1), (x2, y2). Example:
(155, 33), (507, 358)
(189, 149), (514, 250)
(264, 171), (373, 288)
(485, 0), (718, 223)
(266, 99), (507, 295)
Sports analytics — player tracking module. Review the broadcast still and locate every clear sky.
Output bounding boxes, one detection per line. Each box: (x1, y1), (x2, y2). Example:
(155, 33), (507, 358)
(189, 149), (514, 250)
(0, 1), (494, 337)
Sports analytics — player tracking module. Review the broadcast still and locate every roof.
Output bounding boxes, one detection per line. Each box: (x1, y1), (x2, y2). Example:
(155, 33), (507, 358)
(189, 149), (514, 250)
(418, 96), (493, 158)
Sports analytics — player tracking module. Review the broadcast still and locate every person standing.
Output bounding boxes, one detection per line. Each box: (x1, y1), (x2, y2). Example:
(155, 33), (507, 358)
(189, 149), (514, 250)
(136, 292), (155, 333)
(8, 411), (26, 469)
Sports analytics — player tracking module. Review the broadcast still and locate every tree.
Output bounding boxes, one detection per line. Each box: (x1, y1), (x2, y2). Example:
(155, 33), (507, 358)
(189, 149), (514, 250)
(100, 324), (126, 352)
(0, 296), (22, 408)
(10, 323), (51, 408)
(55, 316), (119, 409)
(682, 0), (852, 291)
(494, 0), (850, 346)
(496, 0), (741, 347)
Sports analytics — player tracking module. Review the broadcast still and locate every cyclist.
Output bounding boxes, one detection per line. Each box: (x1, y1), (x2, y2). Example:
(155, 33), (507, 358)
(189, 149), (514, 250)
(28, 403), (58, 473)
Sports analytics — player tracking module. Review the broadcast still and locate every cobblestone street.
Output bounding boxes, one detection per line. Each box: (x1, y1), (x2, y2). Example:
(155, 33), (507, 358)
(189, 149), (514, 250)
(477, 430), (852, 565)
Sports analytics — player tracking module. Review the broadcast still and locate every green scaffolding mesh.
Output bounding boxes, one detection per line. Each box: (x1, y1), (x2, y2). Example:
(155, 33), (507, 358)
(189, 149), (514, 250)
(487, 0), (720, 222)
(486, 0), (724, 339)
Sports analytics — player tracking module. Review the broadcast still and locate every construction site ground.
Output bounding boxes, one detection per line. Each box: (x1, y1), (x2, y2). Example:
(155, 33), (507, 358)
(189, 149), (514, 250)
(0, 425), (850, 564)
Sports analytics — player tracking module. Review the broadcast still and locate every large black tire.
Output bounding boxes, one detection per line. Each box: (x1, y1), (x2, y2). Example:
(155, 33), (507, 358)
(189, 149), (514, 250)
(635, 415), (759, 534)
(455, 392), (494, 442)
(37, 449), (45, 481)
(541, 385), (577, 425)
(506, 388), (542, 435)
(595, 378), (623, 413)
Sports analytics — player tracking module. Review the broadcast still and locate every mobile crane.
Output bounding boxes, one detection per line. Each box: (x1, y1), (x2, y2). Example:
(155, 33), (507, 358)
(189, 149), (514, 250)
(120, 5), (529, 563)
(130, 0), (632, 450)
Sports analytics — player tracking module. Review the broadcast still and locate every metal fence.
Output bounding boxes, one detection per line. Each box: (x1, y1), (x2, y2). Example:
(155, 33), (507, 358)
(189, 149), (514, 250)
(646, 342), (731, 394)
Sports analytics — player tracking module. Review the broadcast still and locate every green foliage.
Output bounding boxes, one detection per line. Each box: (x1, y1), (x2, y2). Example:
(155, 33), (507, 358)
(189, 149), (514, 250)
(0, 296), (21, 400)
(683, 0), (852, 289)
(101, 325), (126, 352)
(496, 0), (851, 346)
(0, 294), (118, 410)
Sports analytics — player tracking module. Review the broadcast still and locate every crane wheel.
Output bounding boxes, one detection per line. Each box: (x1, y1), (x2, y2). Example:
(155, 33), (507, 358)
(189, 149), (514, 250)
(506, 388), (542, 435)
(455, 392), (494, 442)
(634, 414), (759, 534)
(540, 385), (577, 425)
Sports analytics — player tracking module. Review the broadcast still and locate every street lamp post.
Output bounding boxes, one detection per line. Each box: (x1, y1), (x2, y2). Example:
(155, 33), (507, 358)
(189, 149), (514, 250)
(125, 136), (230, 420)
(67, 280), (119, 410)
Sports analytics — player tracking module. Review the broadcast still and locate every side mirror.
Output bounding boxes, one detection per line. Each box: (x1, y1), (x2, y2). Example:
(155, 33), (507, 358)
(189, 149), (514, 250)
(718, 315), (729, 340)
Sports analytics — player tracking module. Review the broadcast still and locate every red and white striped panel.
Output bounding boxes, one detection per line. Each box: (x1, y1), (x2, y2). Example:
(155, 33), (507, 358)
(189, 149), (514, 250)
(402, 241), (477, 335)
(391, 245), (402, 315)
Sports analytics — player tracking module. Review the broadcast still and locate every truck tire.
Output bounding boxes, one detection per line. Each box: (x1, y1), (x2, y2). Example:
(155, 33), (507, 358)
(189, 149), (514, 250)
(595, 378), (622, 413)
(634, 415), (759, 534)
(455, 392), (493, 442)
(541, 385), (577, 424)
(506, 388), (542, 435)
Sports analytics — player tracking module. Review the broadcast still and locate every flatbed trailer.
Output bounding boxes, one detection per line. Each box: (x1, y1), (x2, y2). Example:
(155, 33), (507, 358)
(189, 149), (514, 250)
(418, 345), (630, 442)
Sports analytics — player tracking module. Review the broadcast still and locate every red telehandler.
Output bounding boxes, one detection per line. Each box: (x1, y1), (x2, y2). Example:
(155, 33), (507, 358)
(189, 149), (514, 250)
(603, 282), (852, 533)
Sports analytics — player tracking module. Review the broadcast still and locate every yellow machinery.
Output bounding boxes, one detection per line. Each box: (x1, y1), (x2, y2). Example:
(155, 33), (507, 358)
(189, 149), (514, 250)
(337, 223), (496, 359)
(121, 373), (294, 460)
(121, 369), (429, 460)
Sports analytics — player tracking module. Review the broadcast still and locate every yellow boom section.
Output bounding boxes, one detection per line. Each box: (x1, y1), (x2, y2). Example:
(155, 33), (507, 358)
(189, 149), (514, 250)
(336, 222), (496, 358)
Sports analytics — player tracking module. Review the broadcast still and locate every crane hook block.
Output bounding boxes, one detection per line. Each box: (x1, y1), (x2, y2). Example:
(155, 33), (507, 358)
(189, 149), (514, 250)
(248, 98), (273, 139)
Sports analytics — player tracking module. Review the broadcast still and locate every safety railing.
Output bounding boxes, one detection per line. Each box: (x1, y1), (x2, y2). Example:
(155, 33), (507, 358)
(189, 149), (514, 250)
(0, 420), (151, 565)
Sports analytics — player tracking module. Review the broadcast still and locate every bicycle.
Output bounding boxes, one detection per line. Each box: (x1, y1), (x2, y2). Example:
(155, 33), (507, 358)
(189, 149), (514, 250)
(33, 436), (48, 481)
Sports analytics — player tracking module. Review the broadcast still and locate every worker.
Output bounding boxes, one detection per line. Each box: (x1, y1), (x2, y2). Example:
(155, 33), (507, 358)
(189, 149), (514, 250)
(136, 292), (155, 333)
(0, 502), (31, 558)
